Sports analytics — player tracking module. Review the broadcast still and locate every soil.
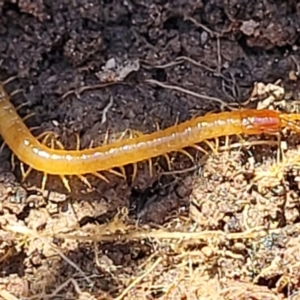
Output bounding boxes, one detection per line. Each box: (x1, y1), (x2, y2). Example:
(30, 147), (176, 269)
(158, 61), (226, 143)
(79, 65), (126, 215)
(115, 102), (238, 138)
(1, 0), (300, 299)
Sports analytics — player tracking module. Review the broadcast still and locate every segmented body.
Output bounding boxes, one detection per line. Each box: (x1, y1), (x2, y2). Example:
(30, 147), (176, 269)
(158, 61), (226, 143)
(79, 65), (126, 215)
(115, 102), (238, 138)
(0, 81), (299, 183)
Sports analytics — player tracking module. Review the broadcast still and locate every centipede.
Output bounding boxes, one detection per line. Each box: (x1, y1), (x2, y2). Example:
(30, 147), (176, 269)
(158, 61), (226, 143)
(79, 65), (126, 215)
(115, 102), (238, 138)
(1, 79), (300, 192)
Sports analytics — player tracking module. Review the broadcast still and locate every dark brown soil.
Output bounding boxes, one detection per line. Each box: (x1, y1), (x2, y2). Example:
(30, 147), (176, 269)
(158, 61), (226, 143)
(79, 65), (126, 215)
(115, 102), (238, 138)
(1, 0), (300, 299)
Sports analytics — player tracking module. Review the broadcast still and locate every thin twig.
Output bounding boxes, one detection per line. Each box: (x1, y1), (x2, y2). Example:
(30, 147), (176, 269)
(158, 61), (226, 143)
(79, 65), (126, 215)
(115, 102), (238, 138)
(5, 224), (93, 285)
(101, 95), (114, 124)
(62, 82), (122, 99)
(115, 257), (163, 300)
(183, 16), (219, 37)
(144, 78), (237, 110)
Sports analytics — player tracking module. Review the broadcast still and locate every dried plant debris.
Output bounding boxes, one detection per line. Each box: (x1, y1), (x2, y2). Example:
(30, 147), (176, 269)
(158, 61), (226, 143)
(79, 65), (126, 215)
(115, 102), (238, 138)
(2, 0), (300, 299)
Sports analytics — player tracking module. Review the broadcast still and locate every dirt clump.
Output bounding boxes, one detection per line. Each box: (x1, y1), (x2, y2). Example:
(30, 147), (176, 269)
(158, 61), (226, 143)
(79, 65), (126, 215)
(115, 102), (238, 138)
(2, 0), (300, 299)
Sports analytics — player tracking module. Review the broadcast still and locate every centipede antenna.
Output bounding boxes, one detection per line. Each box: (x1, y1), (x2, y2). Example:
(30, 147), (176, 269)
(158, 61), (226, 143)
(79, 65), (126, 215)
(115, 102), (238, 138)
(290, 120), (300, 132)
(92, 172), (110, 183)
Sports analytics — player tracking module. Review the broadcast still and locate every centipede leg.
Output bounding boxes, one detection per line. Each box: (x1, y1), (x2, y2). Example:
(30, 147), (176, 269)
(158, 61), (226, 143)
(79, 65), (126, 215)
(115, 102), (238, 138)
(190, 144), (209, 156)
(125, 131), (140, 182)
(154, 122), (173, 172)
(11, 153), (16, 171)
(15, 101), (31, 112)
(2, 76), (18, 86)
(19, 133), (55, 189)
(148, 158), (153, 177)
(54, 135), (92, 190)
(85, 131), (113, 183)
(73, 133), (94, 187)
(159, 154), (171, 171)
(75, 133), (80, 150)
(103, 129), (110, 145)
(271, 132), (283, 163)
(214, 138), (220, 152)
(178, 149), (194, 163)
(21, 115), (36, 129)
(224, 135), (230, 150)
(103, 130), (126, 179)
(20, 163), (32, 182)
(0, 141), (6, 154)
(117, 128), (142, 180)
(118, 166), (127, 178)
(203, 139), (219, 155)
(92, 172), (110, 183)
(41, 133), (57, 191)
(108, 168), (126, 179)
(18, 129), (47, 180)
(59, 175), (71, 192)
(41, 173), (48, 192)
(2, 74), (24, 99)
(128, 128), (154, 179)
(132, 162), (138, 182)
(227, 134), (251, 153)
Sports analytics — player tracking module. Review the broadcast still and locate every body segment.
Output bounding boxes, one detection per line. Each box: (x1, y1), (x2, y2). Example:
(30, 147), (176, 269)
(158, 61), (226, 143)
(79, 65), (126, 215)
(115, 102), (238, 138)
(0, 82), (297, 178)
